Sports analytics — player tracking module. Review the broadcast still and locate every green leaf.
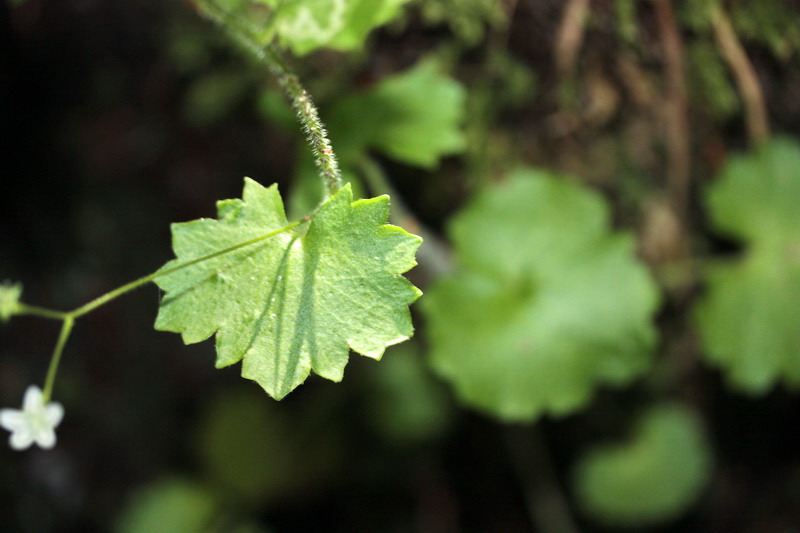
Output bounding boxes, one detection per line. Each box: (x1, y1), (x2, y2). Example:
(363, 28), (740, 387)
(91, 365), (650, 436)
(327, 59), (467, 169)
(270, 0), (411, 55)
(420, 0), (508, 46)
(695, 138), (800, 392)
(116, 478), (217, 533)
(422, 168), (659, 421)
(573, 404), (712, 527)
(154, 178), (422, 399)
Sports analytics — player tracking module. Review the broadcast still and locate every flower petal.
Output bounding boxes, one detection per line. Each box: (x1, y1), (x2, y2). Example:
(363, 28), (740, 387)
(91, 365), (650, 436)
(33, 427), (56, 449)
(45, 403), (64, 427)
(22, 386), (43, 411)
(0, 409), (25, 432)
(9, 426), (34, 451)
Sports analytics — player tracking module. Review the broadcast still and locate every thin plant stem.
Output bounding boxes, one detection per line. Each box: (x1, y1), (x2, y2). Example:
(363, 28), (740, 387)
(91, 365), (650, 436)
(16, 304), (69, 321)
(192, 0), (342, 195)
(70, 220), (301, 319)
(14, 220), (301, 400)
(42, 317), (73, 403)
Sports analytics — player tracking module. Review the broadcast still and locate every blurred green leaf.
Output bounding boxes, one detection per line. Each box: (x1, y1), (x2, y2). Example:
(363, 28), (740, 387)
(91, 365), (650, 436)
(614, 0), (638, 44)
(195, 388), (297, 501)
(573, 404), (712, 527)
(367, 343), (453, 443)
(422, 168), (659, 421)
(327, 58), (467, 169)
(256, 88), (297, 131)
(272, 0), (410, 55)
(731, 0), (800, 60)
(687, 40), (739, 119)
(195, 386), (345, 504)
(183, 71), (251, 127)
(116, 478), (217, 533)
(155, 179), (421, 399)
(696, 138), (800, 392)
(420, 0), (507, 46)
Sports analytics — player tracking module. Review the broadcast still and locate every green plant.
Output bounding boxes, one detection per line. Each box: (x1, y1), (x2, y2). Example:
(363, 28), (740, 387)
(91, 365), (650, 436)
(4, 1), (800, 531)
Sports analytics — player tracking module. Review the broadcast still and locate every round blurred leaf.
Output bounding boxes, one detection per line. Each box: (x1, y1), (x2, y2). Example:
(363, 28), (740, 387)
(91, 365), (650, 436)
(116, 478), (217, 533)
(573, 404), (712, 527)
(696, 138), (800, 392)
(367, 343), (453, 443)
(422, 168), (659, 421)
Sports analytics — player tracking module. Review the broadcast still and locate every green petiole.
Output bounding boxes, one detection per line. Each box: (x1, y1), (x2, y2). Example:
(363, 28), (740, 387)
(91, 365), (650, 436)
(11, 220), (303, 402)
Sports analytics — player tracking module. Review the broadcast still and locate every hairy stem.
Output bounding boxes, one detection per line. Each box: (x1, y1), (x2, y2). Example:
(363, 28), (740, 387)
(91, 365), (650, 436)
(192, 0), (342, 195)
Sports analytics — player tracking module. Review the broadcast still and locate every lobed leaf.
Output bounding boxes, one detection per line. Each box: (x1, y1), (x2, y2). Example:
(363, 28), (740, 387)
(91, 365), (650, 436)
(422, 168), (659, 421)
(266, 0), (410, 55)
(326, 58), (467, 169)
(154, 178), (421, 399)
(695, 138), (800, 392)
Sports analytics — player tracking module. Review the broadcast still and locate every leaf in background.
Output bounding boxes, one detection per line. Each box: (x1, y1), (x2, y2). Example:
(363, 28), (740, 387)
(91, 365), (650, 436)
(326, 59), (467, 169)
(155, 178), (421, 399)
(270, 0), (411, 55)
(695, 138), (800, 392)
(195, 387), (341, 503)
(422, 168), (659, 421)
(116, 478), (217, 533)
(573, 404), (712, 527)
(420, 0), (508, 46)
(366, 343), (453, 444)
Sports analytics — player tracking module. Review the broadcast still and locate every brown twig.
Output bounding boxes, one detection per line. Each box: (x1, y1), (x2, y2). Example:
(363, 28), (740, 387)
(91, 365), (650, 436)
(554, 0), (591, 77)
(652, 0), (691, 215)
(710, 5), (770, 145)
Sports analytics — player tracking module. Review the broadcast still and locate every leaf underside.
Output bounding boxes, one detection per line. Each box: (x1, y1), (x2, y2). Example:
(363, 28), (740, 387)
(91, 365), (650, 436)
(155, 178), (422, 399)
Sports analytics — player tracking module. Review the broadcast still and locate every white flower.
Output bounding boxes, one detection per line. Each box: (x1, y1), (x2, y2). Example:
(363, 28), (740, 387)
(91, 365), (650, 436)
(0, 386), (64, 451)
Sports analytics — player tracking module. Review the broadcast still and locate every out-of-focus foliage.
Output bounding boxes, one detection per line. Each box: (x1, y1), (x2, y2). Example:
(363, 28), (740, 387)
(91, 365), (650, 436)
(115, 478), (217, 533)
(423, 168), (659, 421)
(326, 58), (467, 169)
(730, 1), (800, 60)
(686, 40), (740, 120)
(365, 343), (453, 443)
(681, 0), (800, 61)
(6, 0), (800, 530)
(573, 404), (712, 527)
(695, 138), (800, 393)
(194, 387), (341, 503)
(420, 0), (507, 46)
(614, 0), (638, 44)
(197, 0), (411, 55)
(155, 179), (421, 399)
